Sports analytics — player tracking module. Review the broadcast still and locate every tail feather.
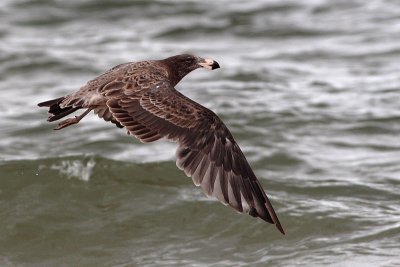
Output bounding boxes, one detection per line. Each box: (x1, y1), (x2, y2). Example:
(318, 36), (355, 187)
(47, 106), (80, 122)
(38, 96), (81, 122)
(38, 97), (65, 107)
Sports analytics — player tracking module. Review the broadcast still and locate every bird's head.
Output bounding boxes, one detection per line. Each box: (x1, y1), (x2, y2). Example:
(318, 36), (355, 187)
(162, 54), (220, 85)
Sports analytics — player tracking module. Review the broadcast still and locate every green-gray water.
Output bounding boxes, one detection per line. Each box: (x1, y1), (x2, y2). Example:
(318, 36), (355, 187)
(1, 0), (400, 266)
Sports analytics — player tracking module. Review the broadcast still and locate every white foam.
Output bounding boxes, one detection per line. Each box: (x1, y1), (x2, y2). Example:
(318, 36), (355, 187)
(50, 158), (96, 182)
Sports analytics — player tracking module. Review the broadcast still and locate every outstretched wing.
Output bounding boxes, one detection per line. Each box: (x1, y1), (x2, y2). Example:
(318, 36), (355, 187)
(104, 80), (284, 234)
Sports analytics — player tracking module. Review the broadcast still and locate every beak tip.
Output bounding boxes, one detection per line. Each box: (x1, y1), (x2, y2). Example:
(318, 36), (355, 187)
(211, 61), (220, 70)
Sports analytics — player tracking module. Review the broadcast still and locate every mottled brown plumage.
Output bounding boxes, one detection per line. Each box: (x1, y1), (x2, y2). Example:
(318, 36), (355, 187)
(38, 54), (285, 234)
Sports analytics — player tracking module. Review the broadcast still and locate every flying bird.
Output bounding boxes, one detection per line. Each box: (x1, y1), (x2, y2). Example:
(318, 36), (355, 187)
(38, 54), (285, 234)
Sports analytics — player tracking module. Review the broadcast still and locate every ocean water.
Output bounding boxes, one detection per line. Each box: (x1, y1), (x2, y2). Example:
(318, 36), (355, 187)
(1, 0), (400, 266)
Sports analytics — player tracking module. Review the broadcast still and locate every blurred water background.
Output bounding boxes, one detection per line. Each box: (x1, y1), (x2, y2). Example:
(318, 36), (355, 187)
(1, 0), (400, 266)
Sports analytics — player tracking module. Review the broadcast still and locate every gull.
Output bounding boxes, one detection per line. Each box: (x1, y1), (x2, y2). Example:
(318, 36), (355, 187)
(38, 54), (285, 234)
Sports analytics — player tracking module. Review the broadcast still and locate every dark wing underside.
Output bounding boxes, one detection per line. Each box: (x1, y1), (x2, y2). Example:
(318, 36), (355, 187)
(102, 79), (284, 234)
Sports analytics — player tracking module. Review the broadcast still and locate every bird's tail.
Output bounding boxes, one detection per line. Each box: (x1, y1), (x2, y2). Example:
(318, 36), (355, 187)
(38, 96), (80, 122)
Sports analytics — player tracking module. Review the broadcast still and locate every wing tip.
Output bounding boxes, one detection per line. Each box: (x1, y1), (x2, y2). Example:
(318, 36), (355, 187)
(275, 220), (285, 235)
(250, 202), (285, 235)
(264, 205), (285, 235)
(256, 210), (285, 235)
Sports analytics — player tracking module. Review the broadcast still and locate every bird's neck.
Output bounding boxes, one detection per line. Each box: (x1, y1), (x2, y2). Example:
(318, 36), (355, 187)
(161, 60), (199, 86)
